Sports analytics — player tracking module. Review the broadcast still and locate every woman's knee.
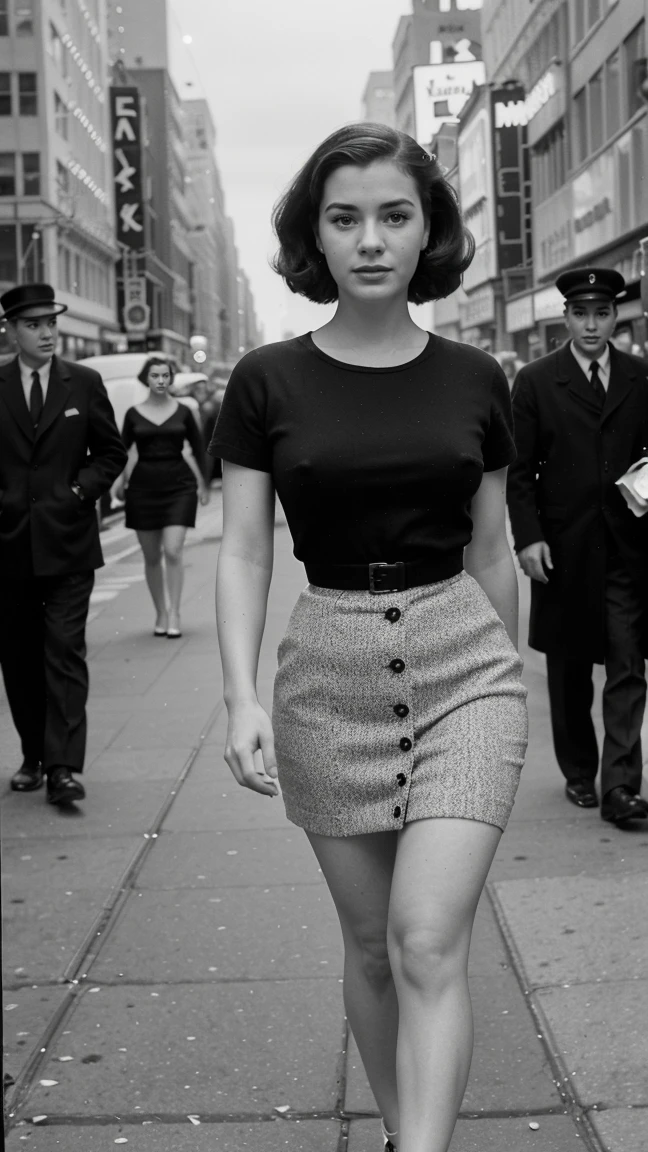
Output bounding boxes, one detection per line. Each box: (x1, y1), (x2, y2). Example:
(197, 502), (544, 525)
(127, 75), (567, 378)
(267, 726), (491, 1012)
(163, 545), (183, 565)
(388, 922), (467, 992)
(345, 924), (392, 989)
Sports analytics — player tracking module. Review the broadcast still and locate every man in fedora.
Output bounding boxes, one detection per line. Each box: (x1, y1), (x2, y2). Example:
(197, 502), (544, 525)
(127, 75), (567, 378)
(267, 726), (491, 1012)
(507, 267), (648, 827)
(0, 283), (126, 805)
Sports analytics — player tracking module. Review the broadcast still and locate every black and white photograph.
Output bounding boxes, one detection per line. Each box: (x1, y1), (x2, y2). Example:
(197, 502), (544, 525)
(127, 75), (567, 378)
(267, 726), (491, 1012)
(1, 2), (647, 1150)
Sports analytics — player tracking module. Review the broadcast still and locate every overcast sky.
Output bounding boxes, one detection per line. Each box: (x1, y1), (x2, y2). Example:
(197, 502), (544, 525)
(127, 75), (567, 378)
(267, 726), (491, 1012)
(168, 0), (410, 343)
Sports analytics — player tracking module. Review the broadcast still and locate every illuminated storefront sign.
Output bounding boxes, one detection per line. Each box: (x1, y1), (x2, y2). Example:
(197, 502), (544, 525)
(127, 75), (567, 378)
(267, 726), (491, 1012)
(506, 293), (534, 333)
(525, 68), (557, 122)
(490, 85), (527, 271)
(534, 185), (574, 278)
(110, 87), (145, 252)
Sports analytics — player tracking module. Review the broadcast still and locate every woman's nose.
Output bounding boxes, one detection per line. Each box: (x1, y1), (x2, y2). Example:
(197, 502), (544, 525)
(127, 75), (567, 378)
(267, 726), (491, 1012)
(358, 222), (384, 253)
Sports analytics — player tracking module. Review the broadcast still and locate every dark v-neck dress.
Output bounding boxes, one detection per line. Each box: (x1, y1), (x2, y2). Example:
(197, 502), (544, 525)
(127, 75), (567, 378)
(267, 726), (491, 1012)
(122, 403), (204, 530)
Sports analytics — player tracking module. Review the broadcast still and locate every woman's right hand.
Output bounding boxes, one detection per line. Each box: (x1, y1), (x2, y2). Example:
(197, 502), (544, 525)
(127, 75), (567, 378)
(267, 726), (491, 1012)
(224, 701), (278, 796)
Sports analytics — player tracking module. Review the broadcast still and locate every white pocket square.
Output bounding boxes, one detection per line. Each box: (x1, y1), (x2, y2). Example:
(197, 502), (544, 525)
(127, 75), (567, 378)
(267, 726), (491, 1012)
(64, 408), (80, 417)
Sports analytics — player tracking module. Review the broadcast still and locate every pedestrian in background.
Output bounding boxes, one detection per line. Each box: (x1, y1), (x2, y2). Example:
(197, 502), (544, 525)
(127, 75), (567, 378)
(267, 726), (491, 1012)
(212, 123), (528, 1152)
(507, 268), (648, 827)
(0, 283), (126, 805)
(118, 356), (209, 639)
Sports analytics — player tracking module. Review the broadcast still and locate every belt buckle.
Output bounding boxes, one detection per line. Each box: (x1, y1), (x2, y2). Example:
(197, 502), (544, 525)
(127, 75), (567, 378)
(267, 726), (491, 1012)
(368, 561), (405, 595)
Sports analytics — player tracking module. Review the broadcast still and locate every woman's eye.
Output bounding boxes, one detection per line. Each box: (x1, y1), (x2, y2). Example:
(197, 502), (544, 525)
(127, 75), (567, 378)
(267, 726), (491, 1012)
(387, 212), (408, 224)
(333, 214), (354, 227)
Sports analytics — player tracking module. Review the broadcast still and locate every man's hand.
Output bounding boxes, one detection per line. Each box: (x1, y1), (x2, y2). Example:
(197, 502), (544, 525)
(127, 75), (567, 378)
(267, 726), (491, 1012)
(517, 541), (553, 584)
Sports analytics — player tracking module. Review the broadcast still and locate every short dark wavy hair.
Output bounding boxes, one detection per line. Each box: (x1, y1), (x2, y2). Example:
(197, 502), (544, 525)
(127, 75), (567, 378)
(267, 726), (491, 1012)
(272, 122), (474, 305)
(137, 356), (175, 387)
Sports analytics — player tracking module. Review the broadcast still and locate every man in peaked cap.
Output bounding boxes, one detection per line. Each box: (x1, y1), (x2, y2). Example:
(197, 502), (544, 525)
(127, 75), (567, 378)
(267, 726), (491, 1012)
(507, 267), (648, 827)
(0, 283), (126, 806)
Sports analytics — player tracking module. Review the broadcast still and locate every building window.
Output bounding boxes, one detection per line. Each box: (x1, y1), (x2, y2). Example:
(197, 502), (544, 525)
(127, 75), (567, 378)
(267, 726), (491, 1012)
(22, 152), (40, 195)
(18, 73), (37, 115)
(588, 69), (603, 153)
(56, 159), (69, 204)
(587, 0), (600, 28)
(605, 50), (621, 138)
(49, 23), (67, 75)
(0, 1), (8, 36)
(0, 72), (11, 115)
(532, 119), (567, 203)
(624, 22), (646, 121)
(54, 92), (68, 138)
(0, 152), (16, 195)
(573, 0), (585, 43)
(573, 87), (588, 166)
(15, 1), (34, 36)
(0, 224), (17, 280)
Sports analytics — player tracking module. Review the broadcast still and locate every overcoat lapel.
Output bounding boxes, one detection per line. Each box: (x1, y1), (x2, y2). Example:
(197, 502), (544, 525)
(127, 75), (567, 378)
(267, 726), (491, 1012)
(555, 342), (601, 418)
(35, 356), (71, 442)
(601, 345), (636, 424)
(0, 356), (34, 442)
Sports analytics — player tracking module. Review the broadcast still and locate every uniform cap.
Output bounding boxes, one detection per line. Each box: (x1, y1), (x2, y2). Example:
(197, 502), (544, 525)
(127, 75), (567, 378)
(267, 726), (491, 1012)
(0, 283), (68, 321)
(555, 267), (625, 304)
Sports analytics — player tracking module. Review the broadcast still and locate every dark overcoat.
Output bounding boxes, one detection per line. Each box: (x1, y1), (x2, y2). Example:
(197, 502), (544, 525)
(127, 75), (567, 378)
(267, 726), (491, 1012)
(507, 341), (648, 662)
(0, 355), (127, 577)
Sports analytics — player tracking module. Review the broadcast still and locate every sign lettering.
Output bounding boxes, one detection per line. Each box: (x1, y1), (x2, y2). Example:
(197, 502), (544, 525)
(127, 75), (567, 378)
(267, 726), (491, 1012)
(110, 87), (145, 253)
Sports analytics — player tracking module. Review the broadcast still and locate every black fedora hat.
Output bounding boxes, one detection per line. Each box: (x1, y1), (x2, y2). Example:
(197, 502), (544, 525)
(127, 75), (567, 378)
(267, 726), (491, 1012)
(0, 283), (68, 321)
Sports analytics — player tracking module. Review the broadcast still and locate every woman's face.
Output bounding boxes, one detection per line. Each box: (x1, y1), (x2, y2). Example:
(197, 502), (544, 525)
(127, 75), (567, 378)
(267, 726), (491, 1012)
(147, 363), (172, 394)
(316, 160), (429, 305)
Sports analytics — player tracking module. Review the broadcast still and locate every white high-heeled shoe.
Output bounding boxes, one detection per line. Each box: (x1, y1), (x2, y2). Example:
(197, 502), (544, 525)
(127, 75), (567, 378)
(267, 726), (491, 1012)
(381, 1119), (398, 1152)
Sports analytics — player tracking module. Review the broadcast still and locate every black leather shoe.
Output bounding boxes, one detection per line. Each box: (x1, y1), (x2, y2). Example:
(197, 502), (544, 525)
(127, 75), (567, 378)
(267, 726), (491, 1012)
(10, 760), (44, 792)
(46, 767), (85, 806)
(565, 781), (599, 808)
(601, 786), (648, 825)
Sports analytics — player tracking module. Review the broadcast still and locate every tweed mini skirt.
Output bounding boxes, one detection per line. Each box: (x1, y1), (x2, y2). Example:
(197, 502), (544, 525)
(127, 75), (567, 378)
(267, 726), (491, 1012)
(272, 571), (528, 837)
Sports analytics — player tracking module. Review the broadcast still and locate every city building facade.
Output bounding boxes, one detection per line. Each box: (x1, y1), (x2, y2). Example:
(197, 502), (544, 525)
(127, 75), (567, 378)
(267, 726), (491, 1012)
(105, 0), (259, 365)
(483, 0), (648, 356)
(362, 71), (396, 126)
(0, 0), (120, 358)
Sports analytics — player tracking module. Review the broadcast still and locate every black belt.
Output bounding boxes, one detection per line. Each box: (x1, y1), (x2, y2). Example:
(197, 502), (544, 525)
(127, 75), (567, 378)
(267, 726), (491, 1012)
(305, 553), (464, 595)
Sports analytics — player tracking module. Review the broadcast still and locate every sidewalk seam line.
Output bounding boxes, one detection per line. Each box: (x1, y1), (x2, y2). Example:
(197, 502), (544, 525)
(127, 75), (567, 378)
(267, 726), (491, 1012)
(487, 881), (606, 1152)
(5, 698), (225, 1132)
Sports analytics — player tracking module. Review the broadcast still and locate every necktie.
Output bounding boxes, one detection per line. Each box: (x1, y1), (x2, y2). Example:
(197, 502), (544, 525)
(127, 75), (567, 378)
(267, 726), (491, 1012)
(29, 369), (43, 426)
(589, 360), (605, 406)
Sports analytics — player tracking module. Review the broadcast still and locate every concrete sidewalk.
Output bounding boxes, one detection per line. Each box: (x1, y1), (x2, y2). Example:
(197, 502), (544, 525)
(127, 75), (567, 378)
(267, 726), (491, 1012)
(2, 520), (647, 1151)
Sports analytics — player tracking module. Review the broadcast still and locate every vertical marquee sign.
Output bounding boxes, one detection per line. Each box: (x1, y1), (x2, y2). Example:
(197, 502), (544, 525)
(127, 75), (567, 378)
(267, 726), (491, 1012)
(110, 87), (145, 252)
(490, 85), (527, 272)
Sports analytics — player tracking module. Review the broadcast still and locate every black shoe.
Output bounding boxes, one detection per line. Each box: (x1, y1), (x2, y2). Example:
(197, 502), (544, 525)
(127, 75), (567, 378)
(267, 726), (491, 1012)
(565, 781), (599, 808)
(10, 759), (44, 792)
(601, 786), (648, 825)
(46, 766), (85, 806)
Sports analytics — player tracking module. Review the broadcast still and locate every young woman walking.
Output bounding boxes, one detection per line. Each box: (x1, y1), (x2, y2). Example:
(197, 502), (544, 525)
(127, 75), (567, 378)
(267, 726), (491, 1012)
(211, 124), (528, 1152)
(120, 356), (209, 637)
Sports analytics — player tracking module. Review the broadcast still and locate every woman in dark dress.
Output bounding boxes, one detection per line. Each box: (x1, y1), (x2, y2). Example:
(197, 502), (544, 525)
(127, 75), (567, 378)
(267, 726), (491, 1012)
(210, 125), (528, 1152)
(120, 357), (208, 638)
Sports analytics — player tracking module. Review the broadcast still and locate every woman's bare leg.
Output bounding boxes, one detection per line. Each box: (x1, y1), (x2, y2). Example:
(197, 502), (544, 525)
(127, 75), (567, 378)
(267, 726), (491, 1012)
(136, 529), (166, 629)
(388, 817), (501, 1152)
(162, 525), (188, 628)
(307, 830), (400, 1136)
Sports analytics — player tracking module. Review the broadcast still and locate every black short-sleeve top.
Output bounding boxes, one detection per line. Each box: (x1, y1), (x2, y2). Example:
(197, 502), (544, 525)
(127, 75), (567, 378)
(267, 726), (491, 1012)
(209, 333), (515, 566)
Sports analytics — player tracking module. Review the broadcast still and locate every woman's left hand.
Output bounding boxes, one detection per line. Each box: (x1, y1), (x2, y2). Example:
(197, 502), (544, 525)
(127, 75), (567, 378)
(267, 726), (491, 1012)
(199, 487), (211, 506)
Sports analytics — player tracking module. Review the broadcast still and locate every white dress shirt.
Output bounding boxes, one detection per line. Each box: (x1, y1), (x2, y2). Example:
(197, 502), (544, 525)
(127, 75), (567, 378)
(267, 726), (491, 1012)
(19, 356), (53, 409)
(569, 341), (611, 392)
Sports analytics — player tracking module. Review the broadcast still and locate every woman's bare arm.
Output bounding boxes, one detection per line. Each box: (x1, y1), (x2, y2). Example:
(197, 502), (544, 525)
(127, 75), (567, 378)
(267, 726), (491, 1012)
(464, 467), (519, 649)
(216, 460), (278, 795)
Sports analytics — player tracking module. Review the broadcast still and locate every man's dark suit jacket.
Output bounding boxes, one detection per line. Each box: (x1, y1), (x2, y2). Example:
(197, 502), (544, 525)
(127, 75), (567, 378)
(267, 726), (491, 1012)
(507, 341), (648, 663)
(0, 355), (127, 577)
